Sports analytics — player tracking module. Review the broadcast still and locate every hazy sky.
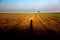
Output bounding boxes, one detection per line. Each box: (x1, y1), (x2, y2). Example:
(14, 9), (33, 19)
(0, 0), (60, 12)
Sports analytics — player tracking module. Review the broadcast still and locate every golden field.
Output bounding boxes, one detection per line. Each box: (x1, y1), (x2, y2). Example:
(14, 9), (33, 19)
(0, 13), (60, 36)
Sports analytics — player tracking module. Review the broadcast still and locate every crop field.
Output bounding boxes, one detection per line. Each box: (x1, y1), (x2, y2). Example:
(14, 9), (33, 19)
(0, 13), (60, 37)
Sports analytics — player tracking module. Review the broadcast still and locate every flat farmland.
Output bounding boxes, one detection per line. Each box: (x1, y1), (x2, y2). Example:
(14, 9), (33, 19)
(0, 13), (60, 36)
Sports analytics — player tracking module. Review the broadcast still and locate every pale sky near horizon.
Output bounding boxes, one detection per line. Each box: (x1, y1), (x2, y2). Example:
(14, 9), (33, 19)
(0, 0), (60, 12)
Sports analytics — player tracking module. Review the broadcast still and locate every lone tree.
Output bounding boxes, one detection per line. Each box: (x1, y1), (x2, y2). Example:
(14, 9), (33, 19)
(37, 11), (40, 13)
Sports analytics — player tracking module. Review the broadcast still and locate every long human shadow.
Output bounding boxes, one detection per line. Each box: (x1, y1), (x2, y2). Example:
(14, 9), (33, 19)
(29, 19), (34, 38)
(30, 20), (33, 32)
